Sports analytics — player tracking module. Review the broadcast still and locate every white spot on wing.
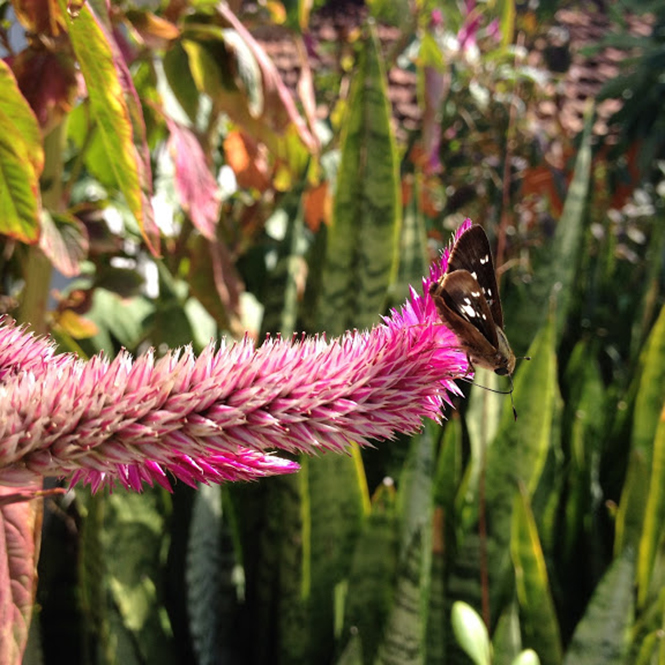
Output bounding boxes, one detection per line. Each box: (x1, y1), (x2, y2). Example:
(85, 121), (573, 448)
(470, 271), (477, 280)
(460, 304), (477, 319)
(480, 255), (489, 265)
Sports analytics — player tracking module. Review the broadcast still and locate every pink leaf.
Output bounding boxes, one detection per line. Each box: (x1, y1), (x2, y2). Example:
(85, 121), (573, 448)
(0, 484), (42, 665)
(166, 118), (221, 240)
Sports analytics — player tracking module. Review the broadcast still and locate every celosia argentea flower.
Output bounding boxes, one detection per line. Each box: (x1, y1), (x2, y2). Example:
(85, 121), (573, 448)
(0, 223), (472, 492)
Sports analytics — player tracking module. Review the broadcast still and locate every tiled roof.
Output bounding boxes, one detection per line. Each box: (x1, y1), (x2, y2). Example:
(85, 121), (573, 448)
(248, 1), (653, 145)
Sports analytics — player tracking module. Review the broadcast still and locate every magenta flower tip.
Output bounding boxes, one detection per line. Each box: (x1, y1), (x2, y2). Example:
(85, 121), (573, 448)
(0, 228), (474, 493)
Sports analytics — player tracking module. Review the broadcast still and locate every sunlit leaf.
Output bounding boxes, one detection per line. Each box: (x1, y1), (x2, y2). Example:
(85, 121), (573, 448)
(451, 601), (492, 665)
(510, 486), (563, 665)
(59, 0), (159, 253)
(637, 401), (665, 606)
(0, 60), (43, 243)
(11, 0), (65, 35)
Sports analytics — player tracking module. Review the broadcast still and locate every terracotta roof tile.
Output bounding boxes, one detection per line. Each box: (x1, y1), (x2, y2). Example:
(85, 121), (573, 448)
(246, 1), (652, 143)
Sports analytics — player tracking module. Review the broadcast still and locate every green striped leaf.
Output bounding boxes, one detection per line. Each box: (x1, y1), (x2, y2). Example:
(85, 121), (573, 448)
(98, 489), (175, 663)
(392, 174), (429, 306)
(373, 425), (438, 664)
(427, 419), (462, 665)
(308, 450), (368, 663)
(186, 484), (223, 662)
(317, 22), (400, 335)
(483, 308), (558, 611)
(616, 304), (665, 557)
(375, 525), (428, 665)
(561, 341), (604, 566)
(0, 60), (43, 243)
(341, 480), (398, 664)
(510, 486), (562, 665)
(563, 552), (634, 665)
(637, 401), (665, 606)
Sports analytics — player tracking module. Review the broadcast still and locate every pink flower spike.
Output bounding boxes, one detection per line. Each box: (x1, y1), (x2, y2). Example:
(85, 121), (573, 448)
(0, 246), (471, 492)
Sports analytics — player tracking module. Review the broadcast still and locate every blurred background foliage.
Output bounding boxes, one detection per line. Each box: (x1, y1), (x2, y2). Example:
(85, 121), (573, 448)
(1, 0), (665, 662)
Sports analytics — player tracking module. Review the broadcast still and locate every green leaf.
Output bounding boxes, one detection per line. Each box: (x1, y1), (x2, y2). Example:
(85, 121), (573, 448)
(561, 341), (604, 566)
(637, 402), (665, 606)
(0, 60), (43, 243)
(85, 288), (155, 355)
(341, 480), (398, 665)
(451, 601), (492, 665)
(60, 0), (158, 252)
(510, 486), (563, 665)
(616, 304), (665, 557)
(372, 427), (436, 663)
(186, 484), (233, 663)
(162, 42), (200, 123)
(397, 423), (436, 555)
(308, 450), (368, 663)
(375, 524), (428, 665)
(511, 650), (541, 665)
(500, 0), (516, 48)
(427, 420), (461, 664)
(94, 489), (175, 663)
(336, 631), (365, 665)
(392, 174), (429, 306)
(492, 601), (522, 663)
(562, 552), (634, 665)
(483, 309), (558, 609)
(0, 61), (43, 172)
(316, 22), (401, 335)
(235, 473), (309, 663)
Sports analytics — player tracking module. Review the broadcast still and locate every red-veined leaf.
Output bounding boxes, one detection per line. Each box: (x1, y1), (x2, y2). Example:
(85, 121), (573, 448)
(166, 118), (220, 239)
(0, 485), (43, 665)
(39, 210), (89, 277)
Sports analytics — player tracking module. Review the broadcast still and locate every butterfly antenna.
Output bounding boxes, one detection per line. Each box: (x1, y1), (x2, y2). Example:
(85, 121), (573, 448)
(468, 375), (519, 420)
(509, 375), (517, 421)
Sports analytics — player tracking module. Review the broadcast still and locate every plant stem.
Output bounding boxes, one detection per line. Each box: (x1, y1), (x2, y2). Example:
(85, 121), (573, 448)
(17, 121), (66, 334)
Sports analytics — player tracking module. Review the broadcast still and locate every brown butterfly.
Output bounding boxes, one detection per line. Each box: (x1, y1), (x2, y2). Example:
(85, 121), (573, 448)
(429, 225), (525, 417)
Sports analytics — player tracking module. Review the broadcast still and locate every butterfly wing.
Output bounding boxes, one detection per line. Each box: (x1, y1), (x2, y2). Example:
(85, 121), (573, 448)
(446, 225), (504, 329)
(430, 269), (499, 355)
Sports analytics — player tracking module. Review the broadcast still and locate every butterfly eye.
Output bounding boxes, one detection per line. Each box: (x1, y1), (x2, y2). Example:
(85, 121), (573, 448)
(494, 367), (509, 376)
